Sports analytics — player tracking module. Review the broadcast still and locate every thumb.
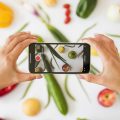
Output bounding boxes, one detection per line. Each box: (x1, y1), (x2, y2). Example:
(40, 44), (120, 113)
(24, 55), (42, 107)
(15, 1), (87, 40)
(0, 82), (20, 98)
(18, 73), (42, 83)
(79, 74), (102, 85)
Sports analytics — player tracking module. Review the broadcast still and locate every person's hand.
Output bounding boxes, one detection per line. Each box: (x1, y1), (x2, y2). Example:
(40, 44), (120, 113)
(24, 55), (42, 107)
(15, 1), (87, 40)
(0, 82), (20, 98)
(80, 34), (120, 92)
(0, 32), (42, 89)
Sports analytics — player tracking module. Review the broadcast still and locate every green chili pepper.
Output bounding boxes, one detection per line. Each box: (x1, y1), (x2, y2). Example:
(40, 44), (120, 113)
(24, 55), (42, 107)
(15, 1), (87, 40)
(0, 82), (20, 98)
(44, 74), (68, 115)
(76, 0), (97, 18)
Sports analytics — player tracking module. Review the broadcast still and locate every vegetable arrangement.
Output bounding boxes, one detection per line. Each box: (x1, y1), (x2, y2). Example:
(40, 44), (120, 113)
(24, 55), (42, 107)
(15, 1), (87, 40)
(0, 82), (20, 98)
(0, 1), (119, 119)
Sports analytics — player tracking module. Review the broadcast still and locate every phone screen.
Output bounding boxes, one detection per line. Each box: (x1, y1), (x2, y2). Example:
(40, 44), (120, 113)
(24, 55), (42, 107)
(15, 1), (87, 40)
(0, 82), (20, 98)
(29, 43), (90, 74)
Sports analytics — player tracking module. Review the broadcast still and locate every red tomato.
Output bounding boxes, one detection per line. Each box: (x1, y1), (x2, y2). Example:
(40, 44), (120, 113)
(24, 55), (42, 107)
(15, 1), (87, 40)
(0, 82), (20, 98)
(98, 88), (116, 107)
(65, 9), (71, 17)
(64, 17), (71, 24)
(0, 84), (17, 97)
(63, 4), (70, 9)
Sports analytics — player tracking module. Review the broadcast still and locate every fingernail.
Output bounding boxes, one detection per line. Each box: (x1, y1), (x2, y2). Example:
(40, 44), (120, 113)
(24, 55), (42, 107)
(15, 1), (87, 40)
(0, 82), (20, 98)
(36, 74), (42, 79)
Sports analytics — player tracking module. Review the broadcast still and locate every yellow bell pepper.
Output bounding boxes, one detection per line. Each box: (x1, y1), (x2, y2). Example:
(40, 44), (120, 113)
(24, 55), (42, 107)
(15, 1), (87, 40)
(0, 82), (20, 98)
(0, 2), (14, 28)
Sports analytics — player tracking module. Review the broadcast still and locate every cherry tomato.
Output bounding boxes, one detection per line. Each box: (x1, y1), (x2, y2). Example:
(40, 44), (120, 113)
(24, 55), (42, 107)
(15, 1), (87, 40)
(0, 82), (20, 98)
(64, 17), (71, 24)
(98, 88), (116, 107)
(63, 4), (70, 9)
(0, 84), (17, 97)
(65, 9), (71, 17)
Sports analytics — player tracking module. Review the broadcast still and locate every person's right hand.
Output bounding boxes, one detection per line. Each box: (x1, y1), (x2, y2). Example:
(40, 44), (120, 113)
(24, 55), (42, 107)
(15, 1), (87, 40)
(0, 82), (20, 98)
(80, 34), (120, 92)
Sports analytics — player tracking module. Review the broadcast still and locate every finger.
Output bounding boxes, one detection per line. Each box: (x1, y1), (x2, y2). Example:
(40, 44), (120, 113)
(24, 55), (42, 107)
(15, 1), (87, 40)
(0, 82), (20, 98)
(17, 73), (42, 83)
(9, 38), (37, 61)
(6, 32), (28, 45)
(5, 34), (37, 54)
(95, 34), (113, 42)
(82, 37), (109, 61)
(95, 34), (119, 57)
(79, 74), (103, 85)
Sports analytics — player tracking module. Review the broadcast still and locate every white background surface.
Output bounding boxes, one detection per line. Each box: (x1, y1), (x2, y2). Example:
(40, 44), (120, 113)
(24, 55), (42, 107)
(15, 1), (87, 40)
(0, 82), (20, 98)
(0, 0), (120, 120)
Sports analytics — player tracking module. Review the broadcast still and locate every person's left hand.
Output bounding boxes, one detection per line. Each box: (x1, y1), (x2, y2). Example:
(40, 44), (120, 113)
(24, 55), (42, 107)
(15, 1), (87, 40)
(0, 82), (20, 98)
(0, 32), (42, 89)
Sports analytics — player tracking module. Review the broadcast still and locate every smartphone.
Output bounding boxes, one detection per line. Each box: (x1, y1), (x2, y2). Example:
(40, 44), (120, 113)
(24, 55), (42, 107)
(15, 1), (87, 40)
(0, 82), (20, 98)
(29, 43), (90, 74)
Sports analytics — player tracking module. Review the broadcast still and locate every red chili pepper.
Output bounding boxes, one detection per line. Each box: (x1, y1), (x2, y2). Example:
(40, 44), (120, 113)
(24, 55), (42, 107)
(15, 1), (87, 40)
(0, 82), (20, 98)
(0, 84), (17, 97)
(64, 17), (71, 24)
(65, 9), (71, 17)
(63, 4), (70, 9)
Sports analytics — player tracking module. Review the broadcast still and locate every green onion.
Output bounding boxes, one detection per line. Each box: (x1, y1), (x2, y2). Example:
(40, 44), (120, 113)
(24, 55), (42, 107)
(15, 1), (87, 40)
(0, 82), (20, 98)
(107, 33), (120, 38)
(16, 22), (29, 33)
(21, 81), (33, 99)
(44, 85), (51, 108)
(64, 75), (76, 101)
(77, 23), (97, 42)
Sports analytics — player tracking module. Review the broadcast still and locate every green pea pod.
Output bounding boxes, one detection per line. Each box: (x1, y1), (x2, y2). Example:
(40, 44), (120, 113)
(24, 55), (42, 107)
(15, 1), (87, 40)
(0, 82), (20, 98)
(44, 74), (68, 115)
(76, 0), (97, 18)
(46, 24), (69, 42)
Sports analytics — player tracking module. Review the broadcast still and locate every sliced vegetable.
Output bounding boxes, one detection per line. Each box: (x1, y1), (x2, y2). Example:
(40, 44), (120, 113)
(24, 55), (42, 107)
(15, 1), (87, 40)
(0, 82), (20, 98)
(22, 98), (41, 116)
(98, 88), (116, 107)
(44, 0), (57, 7)
(76, 0), (97, 18)
(0, 2), (14, 28)
(68, 51), (77, 59)
(107, 4), (120, 22)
